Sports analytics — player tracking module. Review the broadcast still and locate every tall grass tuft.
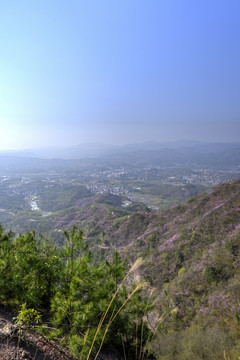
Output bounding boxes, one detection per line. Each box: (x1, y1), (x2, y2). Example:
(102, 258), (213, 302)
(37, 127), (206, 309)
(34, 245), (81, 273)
(87, 258), (144, 360)
(139, 288), (155, 360)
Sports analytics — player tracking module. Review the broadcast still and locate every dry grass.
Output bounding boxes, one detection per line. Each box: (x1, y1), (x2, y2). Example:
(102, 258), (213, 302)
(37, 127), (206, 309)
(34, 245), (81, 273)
(86, 258), (145, 360)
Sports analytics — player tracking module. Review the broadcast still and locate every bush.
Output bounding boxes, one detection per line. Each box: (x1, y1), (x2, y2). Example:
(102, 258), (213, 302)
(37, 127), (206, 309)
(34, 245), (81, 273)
(203, 266), (223, 283)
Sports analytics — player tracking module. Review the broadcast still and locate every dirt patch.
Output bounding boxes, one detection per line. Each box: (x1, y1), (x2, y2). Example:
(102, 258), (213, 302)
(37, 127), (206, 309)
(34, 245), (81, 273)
(0, 308), (74, 360)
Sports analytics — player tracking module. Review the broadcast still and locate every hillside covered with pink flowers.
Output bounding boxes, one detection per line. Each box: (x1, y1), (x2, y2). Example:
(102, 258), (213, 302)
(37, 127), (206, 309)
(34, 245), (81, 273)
(112, 179), (240, 358)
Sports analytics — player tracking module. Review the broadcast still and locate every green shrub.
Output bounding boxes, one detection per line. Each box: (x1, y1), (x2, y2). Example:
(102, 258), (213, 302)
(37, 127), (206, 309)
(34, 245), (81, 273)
(203, 266), (223, 283)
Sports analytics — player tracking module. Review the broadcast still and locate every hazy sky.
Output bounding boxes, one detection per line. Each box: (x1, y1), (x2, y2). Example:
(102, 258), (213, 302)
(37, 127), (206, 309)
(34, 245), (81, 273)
(0, 0), (240, 150)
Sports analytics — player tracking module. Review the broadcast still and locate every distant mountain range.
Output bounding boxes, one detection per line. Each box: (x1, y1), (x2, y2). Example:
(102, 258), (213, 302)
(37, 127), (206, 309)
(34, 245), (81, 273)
(1, 140), (240, 159)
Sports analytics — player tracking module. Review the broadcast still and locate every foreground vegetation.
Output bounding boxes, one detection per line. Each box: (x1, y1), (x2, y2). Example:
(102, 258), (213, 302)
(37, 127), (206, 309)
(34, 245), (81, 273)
(0, 225), (153, 359)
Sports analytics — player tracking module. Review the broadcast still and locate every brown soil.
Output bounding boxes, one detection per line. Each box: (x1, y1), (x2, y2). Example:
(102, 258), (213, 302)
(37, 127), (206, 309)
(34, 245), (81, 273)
(0, 308), (74, 360)
(0, 308), (126, 360)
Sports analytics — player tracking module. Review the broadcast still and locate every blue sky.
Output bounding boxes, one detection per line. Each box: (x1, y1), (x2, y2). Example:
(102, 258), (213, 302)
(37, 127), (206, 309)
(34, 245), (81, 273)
(0, 0), (240, 149)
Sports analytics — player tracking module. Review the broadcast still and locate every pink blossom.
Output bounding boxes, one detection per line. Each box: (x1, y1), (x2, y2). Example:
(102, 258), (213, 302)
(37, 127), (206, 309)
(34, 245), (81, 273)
(136, 227), (159, 241)
(229, 223), (240, 237)
(213, 203), (224, 210)
(158, 234), (179, 252)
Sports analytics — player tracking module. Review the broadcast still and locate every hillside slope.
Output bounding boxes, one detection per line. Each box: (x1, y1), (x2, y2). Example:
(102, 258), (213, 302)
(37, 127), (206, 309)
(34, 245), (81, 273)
(110, 179), (240, 359)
